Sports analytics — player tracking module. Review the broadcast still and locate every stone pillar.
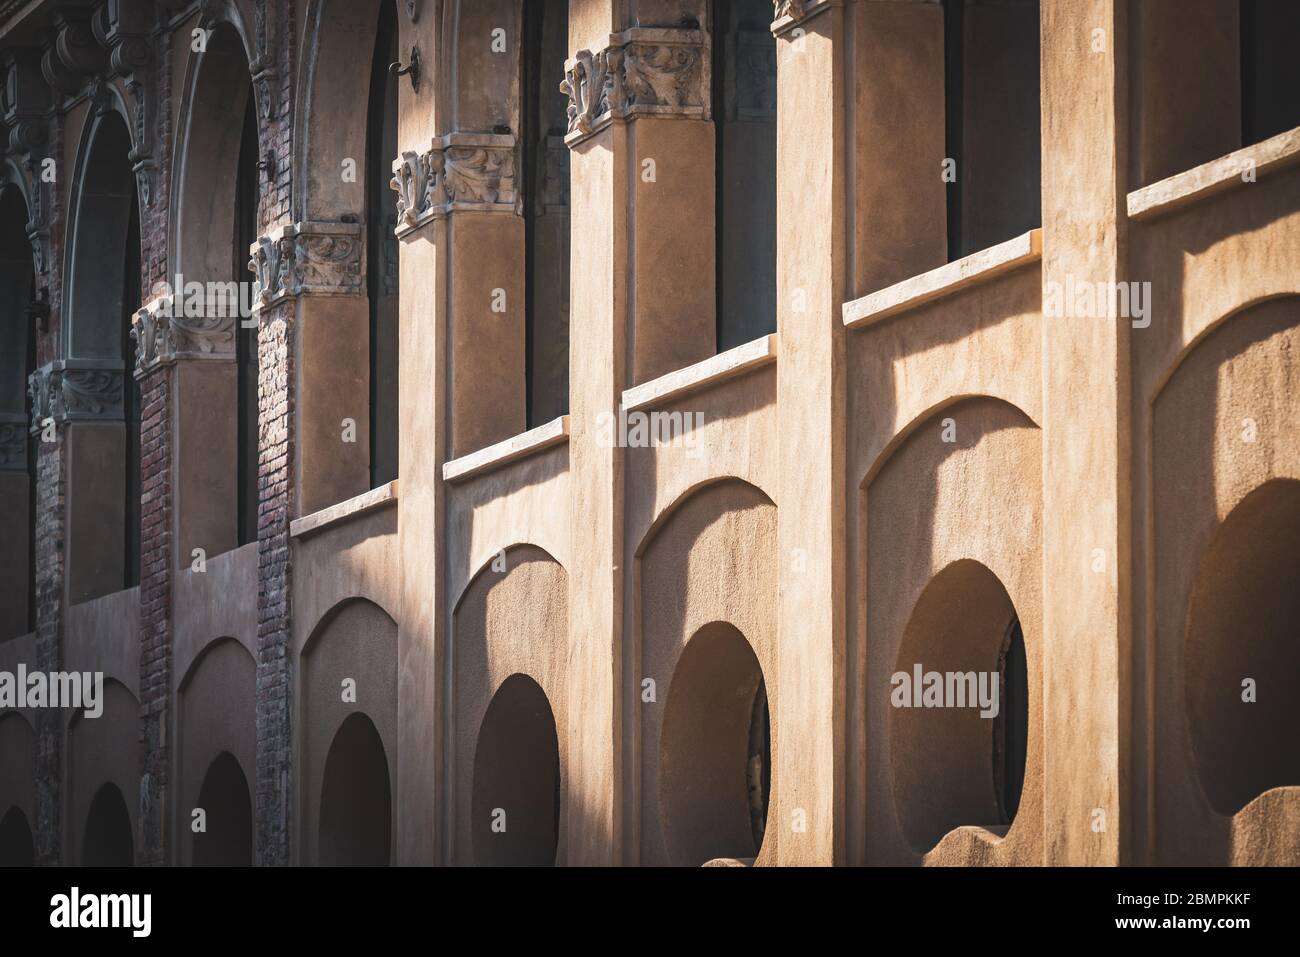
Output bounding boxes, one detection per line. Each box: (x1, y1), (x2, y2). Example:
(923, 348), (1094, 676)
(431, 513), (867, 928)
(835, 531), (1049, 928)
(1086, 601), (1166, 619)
(772, 0), (848, 866)
(131, 294), (240, 865)
(246, 219), (366, 865)
(560, 0), (716, 864)
(1039, 0), (1132, 865)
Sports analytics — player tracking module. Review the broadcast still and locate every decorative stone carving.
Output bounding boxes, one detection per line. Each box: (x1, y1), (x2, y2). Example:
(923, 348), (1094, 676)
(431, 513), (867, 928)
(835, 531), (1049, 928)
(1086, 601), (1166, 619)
(132, 294), (237, 378)
(771, 0), (835, 33)
(391, 150), (430, 229)
(126, 77), (156, 206)
(27, 361), (125, 432)
(390, 134), (519, 234)
(0, 415), (26, 470)
(561, 28), (710, 146)
(560, 48), (613, 138)
(248, 222), (365, 308)
(250, 0), (279, 121)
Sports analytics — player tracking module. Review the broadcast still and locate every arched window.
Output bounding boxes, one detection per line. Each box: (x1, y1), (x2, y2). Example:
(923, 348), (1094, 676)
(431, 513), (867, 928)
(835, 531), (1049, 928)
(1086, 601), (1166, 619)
(713, 0), (777, 351)
(235, 90), (260, 546)
(0, 806), (34, 866)
(0, 184), (35, 638)
(64, 111), (141, 602)
(523, 0), (571, 426)
(367, 1), (401, 484)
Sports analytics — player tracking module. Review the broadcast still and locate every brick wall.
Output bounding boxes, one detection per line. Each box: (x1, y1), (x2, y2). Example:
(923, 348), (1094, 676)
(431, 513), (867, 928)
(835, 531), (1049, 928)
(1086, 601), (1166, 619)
(254, 0), (298, 866)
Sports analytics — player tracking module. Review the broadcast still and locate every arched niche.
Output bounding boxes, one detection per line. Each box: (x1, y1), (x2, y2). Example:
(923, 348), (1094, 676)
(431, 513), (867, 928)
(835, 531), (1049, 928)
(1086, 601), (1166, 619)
(68, 679), (140, 864)
(319, 712), (391, 866)
(890, 559), (1028, 853)
(1151, 294), (1300, 863)
(637, 479), (778, 866)
(178, 637), (256, 865)
(301, 599), (397, 865)
(453, 545), (568, 866)
(659, 621), (771, 866)
(471, 673), (561, 866)
(0, 711), (35, 864)
(0, 806), (34, 866)
(1185, 479), (1300, 815)
(863, 395), (1042, 865)
(193, 751), (253, 866)
(0, 183), (35, 639)
(83, 782), (133, 867)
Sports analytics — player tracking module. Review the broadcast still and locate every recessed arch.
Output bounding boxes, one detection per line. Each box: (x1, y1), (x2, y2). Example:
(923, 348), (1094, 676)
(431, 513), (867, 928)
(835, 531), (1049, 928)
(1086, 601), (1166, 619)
(0, 182), (35, 639)
(83, 782), (133, 867)
(471, 673), (561, 866)
(302, 598), (398, 865)
(659, 621), (771, 866)
(635, 475), (777, 558)
(0, 806), (33, 866)
(193, 751), (253, 866)
(319, 712), (391, 866)
(1185, 479), (1300, 815)
(889, 559), (1028, 853)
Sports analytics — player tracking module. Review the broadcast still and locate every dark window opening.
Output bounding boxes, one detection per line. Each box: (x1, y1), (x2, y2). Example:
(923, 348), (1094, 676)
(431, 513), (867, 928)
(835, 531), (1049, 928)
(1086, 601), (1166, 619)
(1240, 0), (1300, 147)
(993, 616), (1028, 823)
(941, 0), (1040, 261)
(746, 678), (771, 851)
(24, 276), (37, 634)
(367, 0), (401, 486)
(121, 198), (141, 590)
(319, 712), (392, 866)
(713, 0), (777, 352)
(524, 0), (571, 427)
(0, 806), (34, 866)
(235, 95), (260, 547)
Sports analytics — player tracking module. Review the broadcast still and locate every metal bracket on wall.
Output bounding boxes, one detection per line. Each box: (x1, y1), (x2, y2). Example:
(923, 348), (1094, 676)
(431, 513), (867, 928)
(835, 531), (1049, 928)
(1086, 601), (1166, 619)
(390, 46), (422, 94)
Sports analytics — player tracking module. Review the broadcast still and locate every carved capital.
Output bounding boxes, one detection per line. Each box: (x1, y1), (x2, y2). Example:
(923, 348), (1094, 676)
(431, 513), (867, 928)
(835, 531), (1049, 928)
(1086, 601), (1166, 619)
(0, 414), (26, 470)
(249, 222), (365, 307)
(28, 360), (125, 432)
(771, 0), (838, 35)
(391, 133), (519, 236)
(131, 294), (238, 378)
(561, 28), (710, 147)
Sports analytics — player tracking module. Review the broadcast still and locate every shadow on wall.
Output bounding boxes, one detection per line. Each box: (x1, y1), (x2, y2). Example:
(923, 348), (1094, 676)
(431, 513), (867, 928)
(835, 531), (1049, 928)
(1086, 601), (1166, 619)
(890, 559), (1027, 853)
(83, 782), (133, 867)
(319, 712), (392, 866)
(659, 621), (771, 866)
(1185, 479), (1300, 816)
(193, 751), (253, 866)
(472, 673), (561, 866)
(0, 806), (33, 866)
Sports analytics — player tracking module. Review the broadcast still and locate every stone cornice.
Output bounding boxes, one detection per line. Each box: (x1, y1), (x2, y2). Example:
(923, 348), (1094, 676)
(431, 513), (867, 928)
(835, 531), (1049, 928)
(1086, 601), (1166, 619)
(27, 359), (125, 432)
(131, 293), (238, 379)
(391, 132), (519, 237)
(561, 26), (710, 148)
(248, 221), (365, 308)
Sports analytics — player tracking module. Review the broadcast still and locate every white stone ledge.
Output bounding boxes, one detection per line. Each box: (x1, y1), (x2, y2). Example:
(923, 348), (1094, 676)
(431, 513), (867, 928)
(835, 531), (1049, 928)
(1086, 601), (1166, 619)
(842, 229), (1042, 330)
(1127, 126), (1300, 222)
(442, 416), (570, 484)
(622, 334), (777, 412)
(290, 480), (398, 539)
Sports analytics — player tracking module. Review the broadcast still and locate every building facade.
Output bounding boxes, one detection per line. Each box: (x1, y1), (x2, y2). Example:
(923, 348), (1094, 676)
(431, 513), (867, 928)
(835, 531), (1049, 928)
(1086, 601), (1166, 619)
(0, 0), (1298, 867)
